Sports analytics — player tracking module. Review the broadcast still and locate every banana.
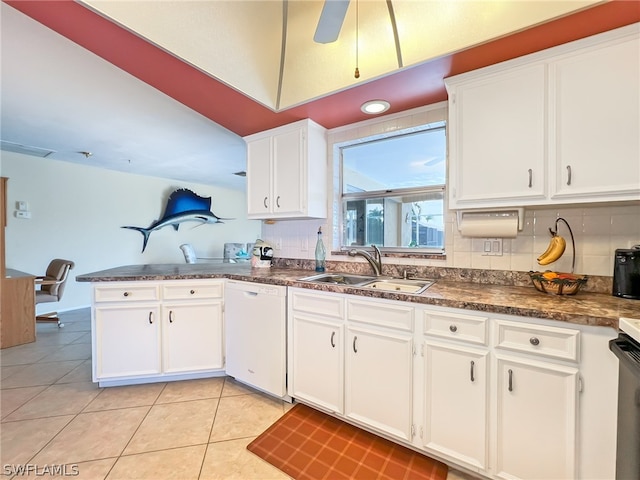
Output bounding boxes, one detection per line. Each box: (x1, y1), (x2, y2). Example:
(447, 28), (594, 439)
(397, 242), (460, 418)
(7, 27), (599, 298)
(537, 234), (566, 265)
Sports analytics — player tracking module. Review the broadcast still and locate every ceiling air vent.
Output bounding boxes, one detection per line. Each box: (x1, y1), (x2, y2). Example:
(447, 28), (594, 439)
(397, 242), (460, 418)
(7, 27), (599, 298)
(0, 140), (56, 158)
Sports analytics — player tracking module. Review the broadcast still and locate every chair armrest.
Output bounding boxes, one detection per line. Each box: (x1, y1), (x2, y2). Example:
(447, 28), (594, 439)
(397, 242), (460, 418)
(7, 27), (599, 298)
(35, 278), (62, 286)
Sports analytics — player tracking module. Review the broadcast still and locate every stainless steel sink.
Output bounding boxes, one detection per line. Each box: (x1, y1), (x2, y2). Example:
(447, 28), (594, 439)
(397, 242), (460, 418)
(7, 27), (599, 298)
(360, 278), (434, 294)
(299, 273), (434, 294)
(299, 273), (378, 286)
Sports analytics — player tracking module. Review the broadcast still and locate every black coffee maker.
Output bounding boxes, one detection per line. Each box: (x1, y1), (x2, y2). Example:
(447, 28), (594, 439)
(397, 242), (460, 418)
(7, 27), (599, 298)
(613, 245), (640, 299)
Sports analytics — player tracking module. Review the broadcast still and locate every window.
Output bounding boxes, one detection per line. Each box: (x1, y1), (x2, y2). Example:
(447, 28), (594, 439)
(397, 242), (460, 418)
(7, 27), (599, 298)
(340, 123), (446, 253)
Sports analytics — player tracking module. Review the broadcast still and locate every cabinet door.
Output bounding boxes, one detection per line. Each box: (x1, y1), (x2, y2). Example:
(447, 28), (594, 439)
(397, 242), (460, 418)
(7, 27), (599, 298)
(448, 64), (547, 208)
(162, 302), (223, 374)
(551, 36), (640, 200)
(272, 127), (304, 215)
(424, 341), (488, 470)
(345, 325), (413, 441)
(246, 136), (272, 216)
(291, 313), (344, 413)
(494, 355), (578, 480)
(94, 304), (161, 379)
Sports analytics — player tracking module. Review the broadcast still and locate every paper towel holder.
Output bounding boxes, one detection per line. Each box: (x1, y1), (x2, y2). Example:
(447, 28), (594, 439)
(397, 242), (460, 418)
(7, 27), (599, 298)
(456, 208), (525, 235)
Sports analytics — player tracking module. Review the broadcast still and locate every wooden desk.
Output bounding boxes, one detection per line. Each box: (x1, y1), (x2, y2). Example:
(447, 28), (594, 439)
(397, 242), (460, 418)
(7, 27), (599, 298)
(1, 269), (35, 348)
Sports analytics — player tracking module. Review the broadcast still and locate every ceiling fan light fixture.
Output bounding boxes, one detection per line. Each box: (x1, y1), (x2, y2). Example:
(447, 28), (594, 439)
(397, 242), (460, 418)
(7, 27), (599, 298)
(361, 100), (390, 115)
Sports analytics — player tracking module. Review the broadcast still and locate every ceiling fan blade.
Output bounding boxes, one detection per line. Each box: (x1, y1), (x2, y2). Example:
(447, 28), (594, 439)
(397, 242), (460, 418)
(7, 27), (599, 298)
(314, 0), (350, 44)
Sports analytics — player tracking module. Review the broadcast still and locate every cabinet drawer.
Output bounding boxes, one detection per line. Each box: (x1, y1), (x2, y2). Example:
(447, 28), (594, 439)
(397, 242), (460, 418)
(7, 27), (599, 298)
(423, 310), (489, 346)
(347, 299), (413, 332)
(291, 290), (344, 319)
(94, 283), (159, 303)
(162, 281), (223, 300)
(494, 319), (580, 362)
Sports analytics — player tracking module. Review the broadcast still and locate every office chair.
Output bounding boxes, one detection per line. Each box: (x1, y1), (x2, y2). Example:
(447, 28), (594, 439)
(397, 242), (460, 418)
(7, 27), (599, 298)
(35, 259), (74, 328)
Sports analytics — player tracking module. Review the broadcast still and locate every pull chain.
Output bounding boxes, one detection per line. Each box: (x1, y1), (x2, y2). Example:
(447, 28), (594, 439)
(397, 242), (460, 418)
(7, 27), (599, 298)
(354, 0), (360, 78)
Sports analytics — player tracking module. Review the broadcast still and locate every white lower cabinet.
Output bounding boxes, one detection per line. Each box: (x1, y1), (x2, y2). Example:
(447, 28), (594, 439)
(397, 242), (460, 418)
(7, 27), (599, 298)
(162, 301), (223, 373)
(289, 289), (345, 413)
(493, 355), (578, 480)
(92, 280), (224, 386)
(345, 324), (414, 441)
(291, 313), (344, 413)
(422, 309), (490, 471)
(288, 290), (616, 480)
(423, 340), (489, 470)
(95, 304), (161, 379)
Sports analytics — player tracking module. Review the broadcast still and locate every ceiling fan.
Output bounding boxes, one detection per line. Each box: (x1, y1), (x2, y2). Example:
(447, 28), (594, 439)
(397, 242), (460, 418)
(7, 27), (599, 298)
(314, 0), (350, 43)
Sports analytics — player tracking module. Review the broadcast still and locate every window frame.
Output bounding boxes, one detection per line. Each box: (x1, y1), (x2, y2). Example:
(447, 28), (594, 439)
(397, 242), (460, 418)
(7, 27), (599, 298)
(338, 122), (447, 255)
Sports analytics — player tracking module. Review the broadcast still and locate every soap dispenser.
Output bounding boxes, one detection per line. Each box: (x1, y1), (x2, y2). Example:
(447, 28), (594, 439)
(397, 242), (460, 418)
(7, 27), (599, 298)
(315, 227), (326, 272)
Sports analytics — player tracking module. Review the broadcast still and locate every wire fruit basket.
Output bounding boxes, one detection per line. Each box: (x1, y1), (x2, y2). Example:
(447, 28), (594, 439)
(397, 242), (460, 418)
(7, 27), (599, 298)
(529, 217), (588, 295)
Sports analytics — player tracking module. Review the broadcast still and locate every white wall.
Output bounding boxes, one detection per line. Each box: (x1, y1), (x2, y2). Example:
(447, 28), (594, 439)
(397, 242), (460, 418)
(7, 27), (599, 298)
(1, 151), (261, 312)
(261, 103), (640, 277)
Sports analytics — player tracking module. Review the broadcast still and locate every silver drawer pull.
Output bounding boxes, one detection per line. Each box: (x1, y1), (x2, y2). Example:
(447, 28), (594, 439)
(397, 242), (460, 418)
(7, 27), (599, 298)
(190, 289), (195, 295)
(470, 360), (475, 382)
(123, 291), (130, 297)
(169, 310), (174, 323)
(449, 325), (457, 333)
(148, 311), (153, 324)
(530, 337), (540, 346)
(330, 331), (336, 348)
(566, 165), (572, 186)
(508, 369), (513, 392)
(353, 336), (358, 353)
(276, 196), (281, 208)
(528, 168), (533, 188)
(263, 197), (268, 208)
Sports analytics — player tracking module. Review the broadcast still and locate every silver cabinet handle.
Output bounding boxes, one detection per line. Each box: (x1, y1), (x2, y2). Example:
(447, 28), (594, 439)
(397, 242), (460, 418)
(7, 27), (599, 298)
(449, 324), (457, 333)
(263, 197), (268, 208)
(330, 331), (336, 348)
(530, 337), (540, 346)
(276, 196), (281, 208)
(566, 165), (572, 186)
(169, 310), (174, 323)
(123, 291), (130, 297)
(353, 336), (358, 353)
(148, 311), (153, 324)
(470, 360), (475, 382)
(528, 169), (533, 188)
(508, 369), (513, 392)
(190, 289), (195, 295)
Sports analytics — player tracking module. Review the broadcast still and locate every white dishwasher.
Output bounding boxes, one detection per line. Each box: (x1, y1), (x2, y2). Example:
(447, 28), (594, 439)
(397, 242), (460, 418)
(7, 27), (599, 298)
(225, 280), (287, 398)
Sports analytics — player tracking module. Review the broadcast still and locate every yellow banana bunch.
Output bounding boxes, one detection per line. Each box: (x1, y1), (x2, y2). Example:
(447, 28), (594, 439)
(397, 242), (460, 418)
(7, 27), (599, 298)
(537, 233), (566, 265)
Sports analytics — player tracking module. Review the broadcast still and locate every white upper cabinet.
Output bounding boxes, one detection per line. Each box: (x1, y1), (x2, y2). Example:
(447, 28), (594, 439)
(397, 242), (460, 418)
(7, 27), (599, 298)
(447, 63), (548, 207)
(551, 34), (640, 200)
(446, 24), (640, 210)
(245, 118), (327, 219)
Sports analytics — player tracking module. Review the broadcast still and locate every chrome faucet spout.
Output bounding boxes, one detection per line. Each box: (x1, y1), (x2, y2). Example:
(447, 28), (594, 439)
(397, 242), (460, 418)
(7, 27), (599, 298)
(348, 245), (383, 276)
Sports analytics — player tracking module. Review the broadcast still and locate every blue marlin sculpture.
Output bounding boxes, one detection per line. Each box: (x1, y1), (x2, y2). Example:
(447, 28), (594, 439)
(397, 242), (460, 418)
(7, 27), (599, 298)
(122, 188), (231, 252)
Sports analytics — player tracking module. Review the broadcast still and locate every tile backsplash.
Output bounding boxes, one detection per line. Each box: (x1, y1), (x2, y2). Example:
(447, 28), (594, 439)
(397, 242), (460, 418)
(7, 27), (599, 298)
(260, 103), (640, 278)
(262, 204), (639, 277)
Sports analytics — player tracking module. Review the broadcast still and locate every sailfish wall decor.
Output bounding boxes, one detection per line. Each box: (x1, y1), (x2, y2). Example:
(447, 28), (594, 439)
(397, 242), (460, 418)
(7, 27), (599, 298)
(122, 188), (231, 252)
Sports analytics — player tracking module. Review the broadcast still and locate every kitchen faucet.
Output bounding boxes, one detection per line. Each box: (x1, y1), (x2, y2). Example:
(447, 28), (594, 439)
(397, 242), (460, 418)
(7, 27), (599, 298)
(348, 245), (383, 276)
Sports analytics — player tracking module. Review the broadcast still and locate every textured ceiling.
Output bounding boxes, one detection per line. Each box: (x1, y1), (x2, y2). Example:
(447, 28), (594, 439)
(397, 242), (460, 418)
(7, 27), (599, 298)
(81, 0), (601, 110)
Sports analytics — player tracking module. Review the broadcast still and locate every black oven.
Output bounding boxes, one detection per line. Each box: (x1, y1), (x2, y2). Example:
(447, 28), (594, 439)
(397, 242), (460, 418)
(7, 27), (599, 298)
(609, 329), (640, 479)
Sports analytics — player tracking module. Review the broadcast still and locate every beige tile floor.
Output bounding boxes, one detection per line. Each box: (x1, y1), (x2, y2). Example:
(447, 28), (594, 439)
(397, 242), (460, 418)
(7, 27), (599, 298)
(1, 308), (472, 480)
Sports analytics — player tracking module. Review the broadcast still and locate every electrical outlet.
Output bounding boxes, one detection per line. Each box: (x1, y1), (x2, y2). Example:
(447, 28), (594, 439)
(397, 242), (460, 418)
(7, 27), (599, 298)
(274, 238), (282, 250)
(15, 211), (31, 219)
(16, 201), (28, 211)
(300, 237), (309, 252)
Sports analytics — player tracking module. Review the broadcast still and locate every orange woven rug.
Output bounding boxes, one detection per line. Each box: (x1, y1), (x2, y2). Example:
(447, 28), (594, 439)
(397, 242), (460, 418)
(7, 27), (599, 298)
(247, 403), (448, 480)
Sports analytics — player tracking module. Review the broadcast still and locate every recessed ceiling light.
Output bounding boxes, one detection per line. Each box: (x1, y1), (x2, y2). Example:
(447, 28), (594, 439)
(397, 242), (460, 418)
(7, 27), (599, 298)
(361, 100), (390, 115)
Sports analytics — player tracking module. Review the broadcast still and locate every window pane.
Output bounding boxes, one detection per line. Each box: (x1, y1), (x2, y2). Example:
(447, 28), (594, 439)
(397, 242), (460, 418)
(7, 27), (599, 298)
(342, 127), (446, 194)
(343, 191), (444, 249)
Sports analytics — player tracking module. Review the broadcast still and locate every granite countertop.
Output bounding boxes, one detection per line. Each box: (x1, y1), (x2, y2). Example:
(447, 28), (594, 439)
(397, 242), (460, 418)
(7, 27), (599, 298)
(76, 264), (640, 329)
